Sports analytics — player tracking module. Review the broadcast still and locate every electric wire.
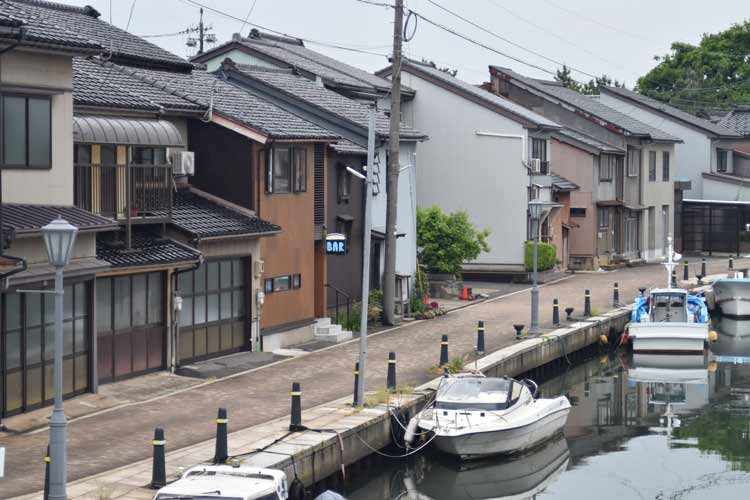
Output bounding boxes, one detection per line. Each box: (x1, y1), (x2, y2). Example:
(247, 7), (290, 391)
(125, 0), (137, 32)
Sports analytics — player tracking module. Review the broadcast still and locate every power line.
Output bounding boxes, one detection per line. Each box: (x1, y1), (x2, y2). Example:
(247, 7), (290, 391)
(140, 29), (190, 39)
(425, 0), (601, 80)
(239, 0), (259, 33)
(125, 0), (137, 32)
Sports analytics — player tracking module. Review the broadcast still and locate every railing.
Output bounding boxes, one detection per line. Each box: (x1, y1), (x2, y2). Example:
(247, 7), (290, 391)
(529, 159), (550, 175)
(325, 283), (352, 329)
(74, 163), (172, 222)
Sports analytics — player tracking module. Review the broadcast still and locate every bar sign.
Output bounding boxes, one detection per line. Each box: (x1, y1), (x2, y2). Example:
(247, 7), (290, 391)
(326, 233), (346, 255)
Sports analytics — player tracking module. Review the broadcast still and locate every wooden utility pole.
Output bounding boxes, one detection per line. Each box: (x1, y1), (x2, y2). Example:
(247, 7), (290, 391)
(383, 0), (404, 326)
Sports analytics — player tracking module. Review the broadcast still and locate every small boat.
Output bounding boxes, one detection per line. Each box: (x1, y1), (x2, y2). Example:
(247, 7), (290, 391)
(626, 237), (710, 354)
(153, 464), (289, 500)
(407, 373), (571, 459)
(713, 277), (750, 318)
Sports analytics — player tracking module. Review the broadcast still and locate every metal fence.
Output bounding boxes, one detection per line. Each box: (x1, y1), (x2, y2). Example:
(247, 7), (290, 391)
(682, 200), (750, 256)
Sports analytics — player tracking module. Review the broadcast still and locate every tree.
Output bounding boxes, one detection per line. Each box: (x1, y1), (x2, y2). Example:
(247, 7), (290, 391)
(555, 65), (582, 92)
(420, 58), (458, 77)
(417, 206), (490, 276)
(637, 21), (750, 113)
(555, 65), (625, 95)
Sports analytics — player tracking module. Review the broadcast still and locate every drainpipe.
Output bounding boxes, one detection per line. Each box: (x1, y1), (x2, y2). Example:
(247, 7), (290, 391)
(170, 258), (203, 373)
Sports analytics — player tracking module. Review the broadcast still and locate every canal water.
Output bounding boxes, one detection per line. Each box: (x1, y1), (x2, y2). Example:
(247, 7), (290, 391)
(324, 319), (750, 500)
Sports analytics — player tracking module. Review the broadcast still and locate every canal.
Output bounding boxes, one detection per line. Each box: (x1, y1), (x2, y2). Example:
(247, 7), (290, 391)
(316, 319), (750, 500)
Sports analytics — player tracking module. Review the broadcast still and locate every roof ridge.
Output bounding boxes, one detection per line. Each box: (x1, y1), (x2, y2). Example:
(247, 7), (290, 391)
(9, 0), (99, 17)
(5, 0), (102, 49)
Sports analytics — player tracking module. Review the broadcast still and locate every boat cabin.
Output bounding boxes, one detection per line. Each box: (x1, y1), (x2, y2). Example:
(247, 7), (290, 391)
(435, 376), (528, 411)
(649, 289), (689, 323)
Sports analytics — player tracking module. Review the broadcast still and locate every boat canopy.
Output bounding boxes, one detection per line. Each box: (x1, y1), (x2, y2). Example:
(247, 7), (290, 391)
(631, 292), (708, 324)
(435, 377), (519, 410)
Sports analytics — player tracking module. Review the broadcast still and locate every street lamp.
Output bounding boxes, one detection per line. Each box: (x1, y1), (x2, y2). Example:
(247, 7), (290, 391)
(41, 217), (78, 500)
(528, 201), (545, 336)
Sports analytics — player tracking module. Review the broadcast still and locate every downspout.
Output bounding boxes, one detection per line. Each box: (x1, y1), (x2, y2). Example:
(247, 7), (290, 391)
(169, 257), (203, 373)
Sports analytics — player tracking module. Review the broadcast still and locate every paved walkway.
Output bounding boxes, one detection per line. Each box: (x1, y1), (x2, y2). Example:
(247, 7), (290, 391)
(0, 258), (740, 498)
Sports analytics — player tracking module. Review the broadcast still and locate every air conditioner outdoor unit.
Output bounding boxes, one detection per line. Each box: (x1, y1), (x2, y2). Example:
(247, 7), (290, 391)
(171, 151), (195, 176)
(254, 260), (265, 277)
(529, 158), (541, 173)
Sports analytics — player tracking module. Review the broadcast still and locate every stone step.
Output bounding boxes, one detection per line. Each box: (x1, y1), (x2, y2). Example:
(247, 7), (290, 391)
(313, 322), (353, 343)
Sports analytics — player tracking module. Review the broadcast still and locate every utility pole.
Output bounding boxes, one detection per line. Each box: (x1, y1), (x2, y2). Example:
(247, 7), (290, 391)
(198, 8), (204, 54)
(383, 0), (404, 326)
(185, 8), (216, 56)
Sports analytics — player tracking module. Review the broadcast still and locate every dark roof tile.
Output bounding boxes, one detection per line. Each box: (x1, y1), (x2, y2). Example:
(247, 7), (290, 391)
(96, 230), (201, 269)
(2, 203), (118, 237)
(719, 107), (750, 136)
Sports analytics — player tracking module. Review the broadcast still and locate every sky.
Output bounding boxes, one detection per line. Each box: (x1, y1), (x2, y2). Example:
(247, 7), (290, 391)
(57, 0), (748, 87)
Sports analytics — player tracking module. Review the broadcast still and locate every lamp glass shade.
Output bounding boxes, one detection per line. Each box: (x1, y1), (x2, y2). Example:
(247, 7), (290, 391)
(42, 218), (79, 267)
(528, 201), (545, 221)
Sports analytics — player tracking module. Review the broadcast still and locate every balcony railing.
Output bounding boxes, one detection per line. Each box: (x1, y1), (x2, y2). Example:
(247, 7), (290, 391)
(74, 163), (172, 223)
(529, 159), (550, 175)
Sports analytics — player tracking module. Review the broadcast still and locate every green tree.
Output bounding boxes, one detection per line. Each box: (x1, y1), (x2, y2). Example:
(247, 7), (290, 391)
(417, 206), (490, 275)
(555, 65), (624, 95)
(637, 21), (750, 113)
(555, 65), (582, 92)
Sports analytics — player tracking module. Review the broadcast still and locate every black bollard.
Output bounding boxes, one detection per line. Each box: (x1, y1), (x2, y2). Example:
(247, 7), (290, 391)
(684, 260), (689, 281)
(289, 382), (303, 431)
(43, 445), (50, 500)
(352, 362), (359, 407)
(701, 258), (707, 278)
(151, 428), (166, 489)
(387, 352), (397, 390)
(612, 283), (619, 307)
(476, 320), (486, 354)
(729, 256), (734, 269)
(439, 335), (449, 366)
(671, 270), (677, 288)
(584, 289), (591, 317)
(565, 307), (574, 321)
(552, 299), (560, 326)
(513, 324), (525, 339)
(213, 408), (228, 464)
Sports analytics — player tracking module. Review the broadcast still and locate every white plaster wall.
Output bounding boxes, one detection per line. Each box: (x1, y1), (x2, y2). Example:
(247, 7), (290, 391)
(600, 92), (712, 198)
(400, 70), (528, 268)
(703, 177), (750, 201)
(0, 50), (74, 205)
(640, 144), (675, 261)
(203, 49), (283, 72)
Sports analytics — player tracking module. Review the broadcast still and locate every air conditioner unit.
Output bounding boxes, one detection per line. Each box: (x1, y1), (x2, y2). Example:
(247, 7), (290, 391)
(254, 260), (265, 277)
(529, 158), (541, 173)
(171, 151), (195, 176)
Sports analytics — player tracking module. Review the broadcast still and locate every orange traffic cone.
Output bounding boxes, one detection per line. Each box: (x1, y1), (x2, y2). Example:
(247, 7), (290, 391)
(423, 294), (431, 306)
(461, 287), (470, 301)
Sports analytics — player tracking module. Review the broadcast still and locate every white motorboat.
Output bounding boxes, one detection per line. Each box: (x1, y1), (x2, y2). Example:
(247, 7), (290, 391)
(713, 277), (750, 317)
(626, 237), (710, 354)
(153, 464), (288, 500)
(407, 374), (571, 460)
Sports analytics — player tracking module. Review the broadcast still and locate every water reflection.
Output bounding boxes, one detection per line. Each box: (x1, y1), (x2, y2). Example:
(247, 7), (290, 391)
(343, 319), (750, 500)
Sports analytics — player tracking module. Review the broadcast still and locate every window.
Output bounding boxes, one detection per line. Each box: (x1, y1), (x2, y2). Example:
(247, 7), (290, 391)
(337, 164), (352, 203)
(273, 275), (291, 292)
(529, 185), (539, 201)
(598, 207), (610, 228)
(1, 95), (51, 168)
(717, 149), (728, 173)
(267, 146), (307, 193)
(132, 147), (167, 165)
(570, 208), (586, 217)
(263, 274), (301, 293)
(74, 144), (91, 164)
(178, 259), (245, 326)
(648, 151), (657, 181)
(662, 151), (670, 181)
(627, 147), (640, 177)
(599, 155), (616, 182)
(292, 274), (302, 289)
(531, 138), (547, 161)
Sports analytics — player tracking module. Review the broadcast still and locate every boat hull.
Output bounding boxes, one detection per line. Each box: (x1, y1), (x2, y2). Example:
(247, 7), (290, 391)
(713, 279), (750, 318)
(431, 407), (570, 460)
(629, 322), (708, 354)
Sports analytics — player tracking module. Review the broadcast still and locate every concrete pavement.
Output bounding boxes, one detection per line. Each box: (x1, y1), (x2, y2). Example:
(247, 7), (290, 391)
(0, 257), (741, 498)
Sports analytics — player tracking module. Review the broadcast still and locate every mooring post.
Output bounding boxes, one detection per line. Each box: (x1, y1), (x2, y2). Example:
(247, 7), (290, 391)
(683, 260), (689, 281)
(213, 408), (228, 464)
(151, 428), (166, 489)
(289, 382), (303, 431)
(729, 256), (734, 270)
(701, 258), (707, 278)
(552, 299), (560, 326)
(639, 287), (647, 297)
(513, 324), (525, 339)
(352, 362), (359, 407)
(387, 352), (397, 390)
(439, 335), (449, 366)
(43, 445), (50, 500)
(612, 283), (619, 307)
(584, 289), (591, 317)
(476, 320), (486, 354)
(565, 307), (574, 321)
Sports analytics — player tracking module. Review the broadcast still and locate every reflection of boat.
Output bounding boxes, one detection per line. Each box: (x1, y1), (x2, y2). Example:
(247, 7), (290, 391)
(404, 434), (570, 500)
(714, 316), (750, 338)
(628, 353), (709, 385)
(713, 278), (750, 317)
(410, 374), (570, 459)
(627, 238), (709, 353)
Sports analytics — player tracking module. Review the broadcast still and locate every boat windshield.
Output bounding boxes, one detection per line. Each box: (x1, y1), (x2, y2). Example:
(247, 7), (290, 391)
(651, 292), (687, 322)
(435, 377), (512, 410)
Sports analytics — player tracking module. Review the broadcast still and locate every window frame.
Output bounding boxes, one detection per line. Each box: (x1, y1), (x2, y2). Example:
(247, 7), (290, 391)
(1, 94), (52, 169)
(337, 164), (352, 203)
(266, 146), (307, 194)
(570, 207), (586, 218)
(627, 147), (640, 177)
(177, 259), (245, 327)
(662, 151), (670, 181)
(648, 151), (657, 182)
(598, 207), (610, 229)
(717, 149), (728, 173)
(599, 155), (615, 182)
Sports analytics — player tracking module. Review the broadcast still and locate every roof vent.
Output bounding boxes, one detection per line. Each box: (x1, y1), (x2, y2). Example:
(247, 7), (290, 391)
(83, 5), (101, 18)
(315, 75), (324, 87)
(232, 32), (242, 42)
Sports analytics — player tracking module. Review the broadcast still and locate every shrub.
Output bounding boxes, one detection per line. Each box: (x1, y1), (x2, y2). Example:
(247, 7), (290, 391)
(525, 241), (557, 272)
(417, 206), (490, 276)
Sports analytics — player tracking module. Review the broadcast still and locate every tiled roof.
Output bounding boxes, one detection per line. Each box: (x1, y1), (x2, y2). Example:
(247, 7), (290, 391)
(7, 0), (191, 69)
(397, 59), (559, 129)
(718, 107), (750, 136)
(555, 127), (624, 154)
(600, 86), (741, 138)
(330, 139), (367, 156)
(73, 58), (161, 111)
(230, 64), (426, 140)
(550, 172), (579, 191)
(491, 66), (680, 142)
(97, 230), (201, 269)
(1, 203), (117, 237)
(0, 0), (101, 52)
(96, 62), (337, 140)
(168, 189), (281, 239)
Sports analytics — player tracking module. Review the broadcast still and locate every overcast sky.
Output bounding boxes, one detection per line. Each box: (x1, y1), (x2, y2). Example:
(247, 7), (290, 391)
(59, 0), (747, 87)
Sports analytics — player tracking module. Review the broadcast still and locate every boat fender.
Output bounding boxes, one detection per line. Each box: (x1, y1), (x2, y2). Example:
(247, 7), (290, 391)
(404, 414), (421, 448)
(599, 334), (609, 345)
(709, 330), (718, 343)
(289, 478), (306, 500)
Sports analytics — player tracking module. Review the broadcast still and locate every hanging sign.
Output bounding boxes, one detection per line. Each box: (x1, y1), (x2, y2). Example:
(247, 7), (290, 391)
(326, 233), (347, 255)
